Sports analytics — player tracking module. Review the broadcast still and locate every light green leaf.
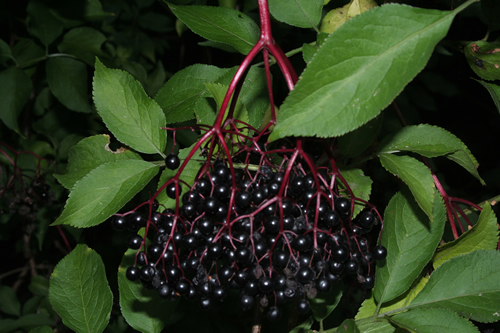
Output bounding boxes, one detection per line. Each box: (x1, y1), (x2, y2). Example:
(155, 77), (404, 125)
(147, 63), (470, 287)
(409, 250), (500, 323)
(302, 43), (318, 64)
(391, 308), (480, 333)
(309, 281), (344, 322)
(338, 168), (372, 218)
(93, 58), (167, 155)
(204, 82), (250, 128)
(26, 2), (63, 46)
(268, 0), (323, 28)
(432, 203), (499, 269)
(377, 124), (484, 185)
(374, 190), (446, 304)
(167, 3), (260, 54)
(53, 160), (159, 228)
(474, 79), (500, 115)
(379, 154), (435, 220)
(0, 286), (21, 317)
(118, 246), (179, 333)
(357, 320), (395, 333)
(338, 115), (383, 158)
(464, 41), (500, 81)
(58, 27), (106, 66)
(46, 58), (92, 113)
(0, 67), (32, 133)
(270, 1), (476, 140)
(49, 244), (112, 333)
(55, 135), (141, 190)
(154, 64), (230, 123)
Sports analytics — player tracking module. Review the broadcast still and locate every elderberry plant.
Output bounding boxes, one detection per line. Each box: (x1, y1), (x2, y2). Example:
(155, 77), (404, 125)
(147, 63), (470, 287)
(2, 0), (500, 332)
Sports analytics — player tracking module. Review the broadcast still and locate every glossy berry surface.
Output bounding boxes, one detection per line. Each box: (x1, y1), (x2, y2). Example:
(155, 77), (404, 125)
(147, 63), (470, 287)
(165, 153), (180, 170)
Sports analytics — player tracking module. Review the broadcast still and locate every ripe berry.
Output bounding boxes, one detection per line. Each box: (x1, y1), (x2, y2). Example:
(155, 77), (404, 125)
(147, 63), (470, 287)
(219, 266), (234, 284)
(139, 266), (155, 281)
(373, 245), (388, 260)
(316, 277), (332, 293)
(258, 276), (274, 293)
(239, 294), (254, 310)
(274, 274), (287, 291)
(206, 243), (224, 260)
(266, 306), (282, 322)
(244, 280), (259, 295)
(358, 211), (376, 229)
(126, 266), (140, 281)
(158, 284), (172, 299)
(235, 191), (252, 208)
(296, 299), (310, 314)
(175, 279), (190, 295)
(166, 182), (181, 199)
(345, 259), (359, 275)
(293, 234), (313, 252)
(264, 215), (280, 234)
(296, 267), (315, 284)
(235, 246), (252, 265)
(273, 249), (289, 268)
(363, 275), (375, 289)
(127, 235), (143, 250)
(331, 245), (350, 263)
(213, 286), (227, 301)
(112, 216), (127, 230)
(199, 298), (212, 310)
(165, 153), (180, 170)
(335, 197), (351, 216)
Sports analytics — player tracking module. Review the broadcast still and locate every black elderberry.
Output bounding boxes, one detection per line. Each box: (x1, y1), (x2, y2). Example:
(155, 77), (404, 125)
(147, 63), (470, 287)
(280, 199), (294, 216)
(325, 272), (341, 284)
(233, 231), (250, 245)
(235, 246), (252, 265)
(175, 279), (190, 295)
(273, 249), (289, 268)
(329, 261), (345, 275)
(219, 266), (234, 284)
(186, 285), (198, 300)
(163, 250), (174, 263)
(224, 248), (236, 263)
(199, 298), (213, 310)
(290, 176), (306, 194)
(172, 231), (184, 246)
(335, 197), (351, 216)
(206, 243), (223, 260)
(165, 153), (180, 170)
(263, 203), (276, 216)
(322, 210), (340, 229)
(198, 282), (213, 297)
(158, 284), (172, 299)
(181, 201), (197, 219)
(363, 252), (374, 264)
(215, 183), (231, 201)
(331, 245), (350, 262)
(254, 240), (268, 257)
(264, 215), (280, 234)
(183, 233), (199, 251)
(234, 270), (249, 286)
(214, 164), (230, 182)
(274, 274), (287, 291)
(140, 266), (155, 282)
(345, 259), (359, 275)
(316, 277), (332, 293)
(235, 191), (252, 208)
(165, 266), (182, 282)
(268, 181), (281, 196)
(203, 196), (220, 215)
(303, 174), (315, 188)
(147, 244), (163, 261)
(296, 267), (315, 284)
(197, 217), (213, 235)
(296, 299), (310, 314)
(210, 173), (223, 186)
(301, 189), (316, 203)
(352, 225), (364, 236)
(259, 276), (274, 293)
(129, 212), (147, 229)
(127, 234), (143, 250)
(126, 266), (140, 281)
(297, 254), (311, 267)
(358, 211), (376, 229)
(136, 251), (147, 266)
(196, 177), (212, 196)
(276, 290), (286, 304)
(373, 245), (387, 260)
(166, 182), (182, 199)
(111, 215), (127, 230)
(182, 190), (201, 204)
(185, 257), (200, 272)
(266, 306), (282, 322)
(292, 234), (313, 252)
(363, 275), (375, 289)
(314, 259), (329, 273)
(244, 280), (259, 295)
(239, 294), (255, 310)
(282, 215), (295, 230)
(240, 179), (253, 191)
(213, 286), (227, 301)
(252, 188), (268, 205)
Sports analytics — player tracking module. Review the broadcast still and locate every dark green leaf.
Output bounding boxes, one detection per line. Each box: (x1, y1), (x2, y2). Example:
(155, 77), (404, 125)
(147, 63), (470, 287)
(379, 154), (435, 220)
(474, 79), (500, 115)
(378, 124), (484, 185)
(53, 160), (159, 228)
(49, 244), (112, 333)
(409, 250), (500, 323)
(433, 203), (499, 269)
(28, 276), (49, 297)
(0, 39), (13, 64)
(374, 190), (446, 304)
(154, 64), (230, 123)
(0, 67), (32, 133)
(302, 43), (318, 64)
(167, 3), (260, 54)
(58, 27), (106, 66)
(84, 0), (114, 20)
(93, 58), (167, 155)
(356, 320), (395, 333)
(339, 115), (383, 158)
(118, 246), (179, 332)
(391, 308), (480, 333)
(145, 61), (167, 98)
(465, 41), (500, 81)
(55, 135), (142, 190)
(337, 319), (360, 333)
(10, 314), (53, 331)
(29, 326), (53, 333)
(309, 281), (343, 321)
(46, 57), (92, 113)
(270, 2), (475, 140)
(268, 0), (323, 28)
(27, 2), (63, 46)
(290, 316), (314, 333)
(338, 168), (372, 218)
(0, 285), (21, 316)
(138, 12), (174, 32)
(481, 0), (500, 32)
(12, 38), (44, 68)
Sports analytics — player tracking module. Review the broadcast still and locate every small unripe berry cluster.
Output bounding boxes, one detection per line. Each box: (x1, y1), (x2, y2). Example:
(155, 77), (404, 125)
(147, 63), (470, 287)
(113, 133), (387, 320)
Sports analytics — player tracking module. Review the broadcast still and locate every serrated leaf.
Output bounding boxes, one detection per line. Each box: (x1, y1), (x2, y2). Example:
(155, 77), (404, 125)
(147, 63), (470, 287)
(379, 154), (435, 220)
(26, 2), (63, 46)
(49, 244), (112, 333)
(309, 281), (343, 322)
(378, 124), (484, 185)
(408, 250), (500, 323)
(338, 319), (361, 333)
(167, 3), (259, 54)
(339, 115), (383, 158)
(302, 43), (318, 64)
(320, 0), (378, 33)
(390, 308), (480, 333)
(93, 58), (167, 155)
(432, 203), (499, 269)
(118, 246), (179, 332)
(357, 320), (395, 333)
(205, 82), (250, 128)
(338, 168), (372, 218)
(154, 64), (230, 123)
(54, 134), (141, 190)
(270, 2), (475, 141)
(374, 190), (446, 304)
(465, 41), (500, 81)
(53, 160), (158, 228)
(46, 58), (92, 113)
(474, 79), (500, 115)
(0, 67), (33, 133)
(268, 0), (323, 28)
(58, 27), (106, 66)
(0, 286), (21, 316)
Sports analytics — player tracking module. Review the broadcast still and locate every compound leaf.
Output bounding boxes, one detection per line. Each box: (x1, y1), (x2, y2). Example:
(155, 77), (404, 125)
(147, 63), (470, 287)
(49, 244), (112, 333)
(270, 2), (476, 140)
(374, 190), (446, 304)
(53, 160), (158, 228)
(268, 0), (323, 28)
(167, 3), (259, 54)
(390, 308), (480, 333)
(93, 58), (166, 156)
(58, 27), (106, 66)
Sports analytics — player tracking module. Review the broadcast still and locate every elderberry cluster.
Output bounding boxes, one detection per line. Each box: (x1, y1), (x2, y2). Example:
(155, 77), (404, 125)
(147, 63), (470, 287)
(112, 136), (387, 321)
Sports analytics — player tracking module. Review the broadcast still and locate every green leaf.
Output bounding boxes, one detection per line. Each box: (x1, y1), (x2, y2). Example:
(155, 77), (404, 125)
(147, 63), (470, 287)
(167, 3), (260, 54)
(0, 67), (33, 133)
(0, 39), (13, 64)
(408, 250), (500, 323)
(374, 190), (446, 304)
(118, 246), (179, 333)
(9, 314), (53, 331)
(93, 58), (167, 156)
(58, 27), (106, 66)
(138, 12), (174, 32)
(26, 2), (63, 46)
(378, 124), (484, 185)
(28, 276), (49, 297)
(290, 316), (314, 333)
(339, 115), (383, 158)
(46, 58), (92, 113)
(356, 320), (395, 333)
(53, 160), (159, 228)
(49, 244), (112, 333)
(390, 308), (480, 333)
(474, 79), (500, 115)
(379, 154), (435, 220)
(309, 281), (344, 322)
(0, 285), (21, 316)
(84, 0), (114, 20)
(29, 326), (53, 333)
(55, 134), (141, 190)
(204, 82), (250, 128)
(12, 38), (44, 68)
(432, 203), (499, 269)
(268, 0), (323, 28)
(154, 64), (230, 123)
(337, 319), (361, 333)
(338, 168), (372, 218)
(270, 2), (475, 140)
(464, 41), (500, 81)
(302, 43), (318, 63)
